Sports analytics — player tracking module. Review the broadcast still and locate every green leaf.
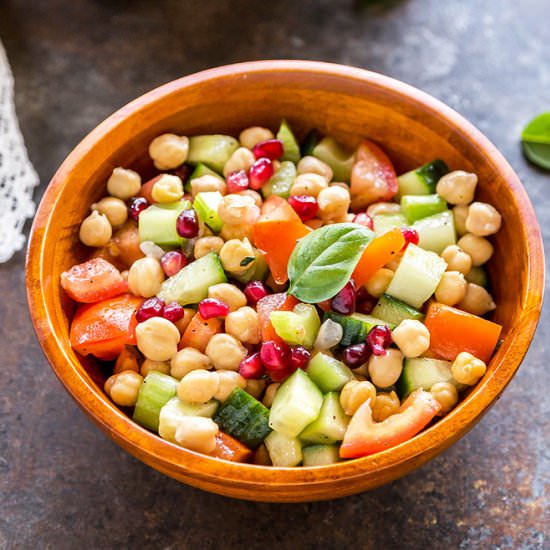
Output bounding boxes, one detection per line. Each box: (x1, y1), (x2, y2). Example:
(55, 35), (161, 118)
(521, 113), (550, 170)
(288, 223), (374, 303)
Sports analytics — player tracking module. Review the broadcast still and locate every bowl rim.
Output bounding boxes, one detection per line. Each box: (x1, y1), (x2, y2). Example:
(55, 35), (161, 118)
(26, 60), (545, 491)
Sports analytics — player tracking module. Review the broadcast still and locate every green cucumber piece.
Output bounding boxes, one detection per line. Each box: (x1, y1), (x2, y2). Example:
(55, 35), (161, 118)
(232, 250), (269, 284)
(138, 200), (190, 247)
(412, 210), (456, 254)
(306, 353), (354, 392)
(193, 191), (224, 233)
(159, 397), (219, 443)
(187, 135), (239, 174)
(323, 312), (396, 346)
(386, 244), (447, 308)
(373, 213), (408, 235)
(396, 160), (449, 199)
(133, 372), (179, 431)
(213, 387), (271, 449)
(466, 266), (489, 288)
(269, 303), (321, 349)
(269, 369), (323, 437)
(157, 252), (227, 305)
(371, 294), (425, 325)
(300, 392), (349, 444)
(262, 160), (296, 198)
(264, 430), (302, 467)
(277, 119), (301, 163)
(312, 136), (355, 182)
(401, 194), (448, 224)
(301, 128), (319, 156)
(302, 444), (340, 466)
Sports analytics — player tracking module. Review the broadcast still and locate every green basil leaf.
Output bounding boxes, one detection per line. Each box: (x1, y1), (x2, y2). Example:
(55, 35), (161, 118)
(522, 113), (550, 170)
(288, 223), (374, 303)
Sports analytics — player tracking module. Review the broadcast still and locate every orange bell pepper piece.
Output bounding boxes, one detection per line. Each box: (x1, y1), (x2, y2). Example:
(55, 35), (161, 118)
(179, 312), (222, 352)
(209, 432), (253, 463)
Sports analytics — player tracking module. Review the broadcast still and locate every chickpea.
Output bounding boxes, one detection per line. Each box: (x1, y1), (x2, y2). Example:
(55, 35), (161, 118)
(92, 197), (128, 227)
(79, 210), (112, 247)
(435, 271), (467, 306)
(305, 218), (324, 230)
(453, 205), (470, 237)
(458, 283), (496, 316)
(237, 189), (263, 208)
(368, 349), (404, 388)
(353, 362), (370, 378)
(205, 333), (247, 371)
(194, 236), (224, 259)
(208, 283), (247, 312)
(104, 370), (143, 407)
(177, 369), (219, 403)
(106, 167), (142, 200)
(366, 268), (394, 298)
(219, 238), (256, 275)
(317, 185), (351, 222)
(113, 346), (140, 374)
(214, 370), (247, 401)
(190, 174), (227, 197)
(457, 233), (494, 266)
(174, 416), (219, 454)
(430, 382), (458, 415)
(297, 156), (333, 182)
(223, 147), (255, 177)
(366, 202), (402, 217)
(225, 306), (261, 344)
(372, 391), (400, 422)
(290, 173), (328, 197)
(149, 133), (189, 170)
(441, 244), (472, 276)
(174, 308), (195, 335)
(140, 359), (170, 377)
(135, 317), (180, 361)
(170, 347), (212, 380)
(452, 352), (487, 385)
(151, 174), (184, 203)
(219, 223), (254, 242)
(245, 378), (266, 400)
(340, 380), (377, 416)
(391, 320), (430, 358)
(239, 126), (274, 149)
(218, 194), (260, 226)
(385, 251), (403, 271)
(465, 202), (502, 237)
(262, 383), (280, 408)
(127, 256), (165, 297)
(435, 171), (478, 205)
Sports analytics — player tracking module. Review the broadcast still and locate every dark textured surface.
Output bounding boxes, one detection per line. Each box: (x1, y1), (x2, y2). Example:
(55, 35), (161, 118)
(1, 0), (548, 548)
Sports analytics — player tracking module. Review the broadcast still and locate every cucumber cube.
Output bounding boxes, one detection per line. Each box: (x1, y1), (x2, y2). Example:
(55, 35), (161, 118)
(413, 210), (456, 254)
(193, 191), (224, 233)
(373, 213), (408, 235)
(371, 294), (425, 326)
(312, 136), (355, 182)
(466, 266), (489, 288)
(159, 398), (219, 443)
(396, 159), (449, 199)
(133, 372), (179, 432)
(302, 444), (340, 466)
(323, 312), (395, 346)
(187, 135), (239, 173)
(300, 392), (350, 444)
(262, 160), (297, 198)
(138, 200), (190, 247)
(401, 194), (447, 223)
(306, 353), (354, 393)
(269, 303), (321, 348)
(189, 162), (224, 181)
(277, 119), (301, 163)
(264, 430), (302, 467)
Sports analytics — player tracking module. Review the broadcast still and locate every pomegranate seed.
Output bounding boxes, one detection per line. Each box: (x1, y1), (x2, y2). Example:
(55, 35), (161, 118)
(331, 280), (357, 315)
(366, 325), (393, 356)
(160, 250), (187, 277)
(172, 163), (193, 184)
(163, 301), (185, 323)
(353, 212), (374, 230)
(288, 195), (319, 221)
(198, 298), (230, 319)
(176, 209), (199, 238)
(252, 139), (284, 160)
(260, 340), (289, 371)
(136, 297), (165, 322)
(401, 227), (420, 249)
(289, 346), (311, 370)
(128, 197), (149, 221)
(244, 280), (269, 306)
(342, 343), (370, 368)
(356, 286), (376, 314)
(226, 170), (249, 193)
(239, 353), (265, 379)
(248, 158), (274, 190)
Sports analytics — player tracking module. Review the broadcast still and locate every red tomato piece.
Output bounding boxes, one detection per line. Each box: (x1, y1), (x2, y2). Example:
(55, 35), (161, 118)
(139, 175), (161, 203)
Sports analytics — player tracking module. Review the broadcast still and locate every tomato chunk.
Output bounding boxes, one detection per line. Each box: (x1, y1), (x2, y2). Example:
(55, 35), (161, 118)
(209, 432), (253, 463)
(179, 312), (223, 352)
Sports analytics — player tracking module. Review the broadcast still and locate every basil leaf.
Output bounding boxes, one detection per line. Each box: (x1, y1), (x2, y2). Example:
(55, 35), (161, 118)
(288, 223), (374, 303)
(522, 113), (550, 170)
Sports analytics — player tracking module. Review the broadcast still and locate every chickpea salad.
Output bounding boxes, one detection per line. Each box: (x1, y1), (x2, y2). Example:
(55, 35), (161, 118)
(62, 120), (503, 466)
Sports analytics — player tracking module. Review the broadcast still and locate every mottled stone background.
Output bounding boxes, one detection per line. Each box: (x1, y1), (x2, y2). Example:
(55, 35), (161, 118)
(0, 0), (548, 548)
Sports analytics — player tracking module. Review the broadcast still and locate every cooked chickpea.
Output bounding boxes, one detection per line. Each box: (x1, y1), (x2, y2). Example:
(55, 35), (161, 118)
(366, 268), (394, 298)
(135, 317), (180, 361)
(368, 349), (404, 388)
(219, 238), (256, 275)
(453, 205), (470, 237)
(149, 133), (189, 170)
(174, 416), (219, 454)
(392, 320), (430, 358)
(190, 174), (227, 197)
(92, 197), (128, 227)
(140, 359), (170, 376)
(366, 202), (402, 217)
(106, 167), (142, 200)
(239, 126), (274, 149)
(214, 370), (247, 401)
(237, 189), (263, 208)
(205, 333), (247, 371)
(208, 283), (247, 311)
(170, 347), (212, 380)
(245, 378), (266, 400)
(218, 194), (260, 226)
(219, 223), (254, 242)
(465, 202), (502, 236)
(174, 308), (195, 335)
(223, 147), (255, 177)
(79, 210), (112, 247)
(194, 236), (224, 259)
(113, 347), (140, 374)
(262, 383), (280, 408)
(457, 233), (494, 266)
(297, 156), (333, 182)
(441, 244), (472, 276)
(177, 369), (219, 403)
(372, 391), (400, 422)
(435, 170), (478, 205)
(104, 370), (143, 407)
(317, 185), (351, 222)
(452, 352), (487, 385)
(385, 251), (403, 271)
(430, 382), (458, 415)
(151, 174), (184, 203)
(458, 283), (496, 316)
(340, 380), (377, 416)
(290, 173), (328, 197)
(127, 256), (165, 297)
(435, 271), (467, 306)
(225, 306), (261, 344)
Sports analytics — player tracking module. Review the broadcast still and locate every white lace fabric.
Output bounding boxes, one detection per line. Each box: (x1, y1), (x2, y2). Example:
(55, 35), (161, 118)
(0, 41), (39, 262)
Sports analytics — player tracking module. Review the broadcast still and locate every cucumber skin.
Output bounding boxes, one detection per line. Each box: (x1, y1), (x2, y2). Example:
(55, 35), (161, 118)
(302, 445), (340, 466)
(301, 129), (319, 156)
(416, 159), (449, 188)
(323, 311), (395, 346)
(277, 119), (301, 164)
(401, 194), (448, 224)
(396, 160), (449, 199)
(371, 294), (425, 326)
(133, 372), (179, 432)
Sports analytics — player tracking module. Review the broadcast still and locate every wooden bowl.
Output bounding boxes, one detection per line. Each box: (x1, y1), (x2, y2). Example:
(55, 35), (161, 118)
(26, 61), (544, 502)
